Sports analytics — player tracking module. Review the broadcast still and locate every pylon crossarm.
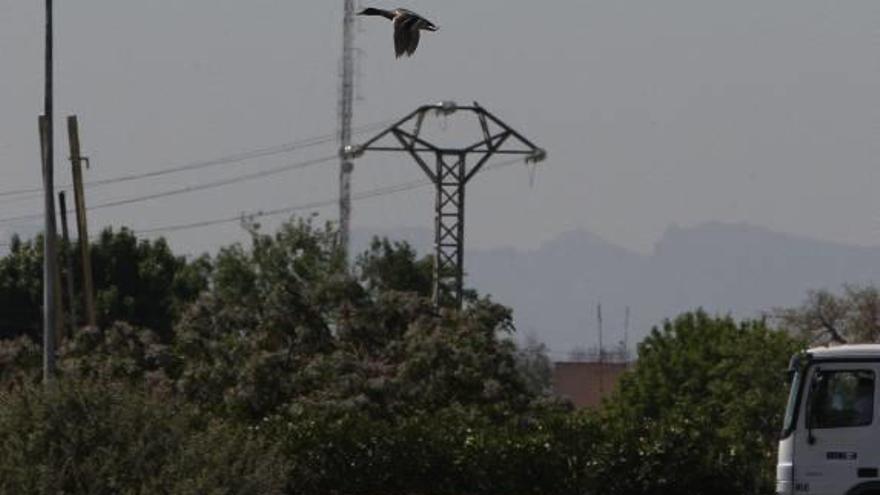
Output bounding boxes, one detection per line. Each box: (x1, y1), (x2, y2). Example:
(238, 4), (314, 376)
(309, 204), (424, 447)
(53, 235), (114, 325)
(463, 131), (511, 153)
(464, 137), (513, 183)
(462, 136), (518, 183)
(361, 129), (439, 153)
(360, 102), (458, 149)
(476, 109), (492, 143)
(392, 128), (442, 152)
(390, 131), (436, 181)
(364, 146), (444, 153)
(479, 108), (544, 153)
(357, 107), (425, 149)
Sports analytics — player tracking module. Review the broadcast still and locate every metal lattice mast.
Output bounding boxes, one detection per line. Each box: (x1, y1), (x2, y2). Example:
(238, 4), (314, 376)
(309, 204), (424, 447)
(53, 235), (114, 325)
(433, 153), (467, 306)
(338, 0), (356, 260)
(347, 102), (546, 308)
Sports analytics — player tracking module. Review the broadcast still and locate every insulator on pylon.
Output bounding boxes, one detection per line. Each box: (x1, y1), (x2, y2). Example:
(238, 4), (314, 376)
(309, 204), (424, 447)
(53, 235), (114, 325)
(526, 148), (547, 164)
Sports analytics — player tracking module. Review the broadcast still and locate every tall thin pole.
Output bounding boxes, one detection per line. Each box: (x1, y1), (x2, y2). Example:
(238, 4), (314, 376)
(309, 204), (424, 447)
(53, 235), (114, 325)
(597, 302), (604, 395)
(338, 0), (356, 260)
(597, 302), (603, 360)
(68, 116), (97, 328)
(41, 0), (59, 381)
(59, 191), (77, 337)
(624, 306), (630, 363)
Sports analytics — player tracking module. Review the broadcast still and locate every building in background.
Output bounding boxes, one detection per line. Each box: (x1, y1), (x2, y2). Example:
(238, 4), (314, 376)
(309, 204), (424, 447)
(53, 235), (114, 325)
(552, 361), (630, 408)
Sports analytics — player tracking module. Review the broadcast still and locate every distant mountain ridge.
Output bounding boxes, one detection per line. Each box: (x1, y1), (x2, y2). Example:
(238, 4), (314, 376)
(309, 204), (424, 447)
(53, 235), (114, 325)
(354, 223), (880, 358)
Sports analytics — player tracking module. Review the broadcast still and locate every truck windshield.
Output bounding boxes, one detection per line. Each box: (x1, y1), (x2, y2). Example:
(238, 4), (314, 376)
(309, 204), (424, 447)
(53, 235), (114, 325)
(782, 364), (802, 435)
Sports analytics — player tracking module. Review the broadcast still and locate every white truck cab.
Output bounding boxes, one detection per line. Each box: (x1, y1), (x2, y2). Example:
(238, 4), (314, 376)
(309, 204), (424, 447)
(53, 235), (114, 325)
(778, 345), (880, 495)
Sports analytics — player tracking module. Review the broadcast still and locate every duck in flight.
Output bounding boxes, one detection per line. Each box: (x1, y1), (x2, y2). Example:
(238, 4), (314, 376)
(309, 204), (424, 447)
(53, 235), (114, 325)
(358, 8), (438, 58)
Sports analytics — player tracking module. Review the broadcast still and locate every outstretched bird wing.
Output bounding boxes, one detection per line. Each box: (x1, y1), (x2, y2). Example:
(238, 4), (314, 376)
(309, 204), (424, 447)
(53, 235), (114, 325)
(394, 29), (421, 57)
(393, 14), (422, 57)
(393, 25), (410, 57)
(407, 29), (421, 56)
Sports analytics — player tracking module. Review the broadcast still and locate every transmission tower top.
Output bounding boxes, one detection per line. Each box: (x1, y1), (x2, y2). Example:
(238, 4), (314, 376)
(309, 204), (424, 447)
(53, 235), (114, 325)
(346, 101), (546, 308)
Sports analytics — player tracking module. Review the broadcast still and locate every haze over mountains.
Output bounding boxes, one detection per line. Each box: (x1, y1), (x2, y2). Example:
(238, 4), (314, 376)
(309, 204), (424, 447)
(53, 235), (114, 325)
(355, 222), (880, 359)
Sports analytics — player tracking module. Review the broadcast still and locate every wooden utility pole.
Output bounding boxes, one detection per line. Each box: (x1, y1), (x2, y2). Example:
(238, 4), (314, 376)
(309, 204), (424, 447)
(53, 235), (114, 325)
(54, 228), (64, 345)
(40, 0), (59, 381)
(59, 191), (77, 337)
(67, 115), (97, 328)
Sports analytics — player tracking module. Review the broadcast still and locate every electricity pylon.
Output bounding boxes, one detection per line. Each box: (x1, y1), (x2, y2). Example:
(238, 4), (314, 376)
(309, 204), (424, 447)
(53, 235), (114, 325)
(346, 102), (546, 308)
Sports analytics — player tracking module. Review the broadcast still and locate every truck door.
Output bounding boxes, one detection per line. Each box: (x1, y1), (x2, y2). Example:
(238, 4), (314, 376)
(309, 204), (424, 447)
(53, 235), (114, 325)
(794, 363), (880, 494)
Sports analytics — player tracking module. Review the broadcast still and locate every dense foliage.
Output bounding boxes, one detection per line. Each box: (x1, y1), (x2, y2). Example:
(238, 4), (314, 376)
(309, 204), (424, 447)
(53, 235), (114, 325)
(0, 228), (209, 342)
(596, 312), (802, 495)
(0, 380), (286, 494)
(0, 219), (804, 494)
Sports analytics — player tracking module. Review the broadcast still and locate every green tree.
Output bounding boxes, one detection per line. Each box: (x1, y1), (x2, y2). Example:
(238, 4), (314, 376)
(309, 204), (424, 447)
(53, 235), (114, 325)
(0, 236), (42, 341)
(0, 228), (210, 342)
(90, 227), (211, 341)
(596, 311), (802, 495)
(0, 379), (287, 494)
(173, 218), (356, 419)
(1, 217), (598, 495)
(174, 218), (542, 421)
(273, 405), (600, 495)
(515, 332), (554, 396)
(355, 237), (433, 296)
(0, 336), (40, 389)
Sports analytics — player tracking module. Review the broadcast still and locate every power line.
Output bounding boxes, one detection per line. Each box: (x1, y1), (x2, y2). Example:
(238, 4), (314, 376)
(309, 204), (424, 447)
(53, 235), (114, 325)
(1, 156), (532, 247)
(0, 120), (393, 201)
(0, 173), (437, 245)
(135, 179), (426, 235)
(134, 157), (529, 236)
(0, 154), (338, 226)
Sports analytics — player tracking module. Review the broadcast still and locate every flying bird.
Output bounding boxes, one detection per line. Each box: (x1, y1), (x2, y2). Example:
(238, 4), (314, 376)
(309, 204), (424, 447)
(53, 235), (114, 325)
(358, 8), (438, 58)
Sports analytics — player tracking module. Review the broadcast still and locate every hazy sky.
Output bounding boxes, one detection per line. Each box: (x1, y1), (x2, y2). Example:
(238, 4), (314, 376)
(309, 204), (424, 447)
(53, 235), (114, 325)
(1, 1), (879, 256)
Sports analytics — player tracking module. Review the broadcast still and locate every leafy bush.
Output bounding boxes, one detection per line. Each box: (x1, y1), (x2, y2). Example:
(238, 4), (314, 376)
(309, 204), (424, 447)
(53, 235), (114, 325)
(0, 229), (210, 342)
(0, 219), (809, 495)
(0, 336), (40, 389)
(595, 311), (801, 495)
(273, 405), (599, 495)
(0, 379), (286, 494)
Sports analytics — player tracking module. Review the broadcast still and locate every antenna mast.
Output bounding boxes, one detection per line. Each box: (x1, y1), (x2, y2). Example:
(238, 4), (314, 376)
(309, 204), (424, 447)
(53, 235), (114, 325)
(338, 0), (356, 260)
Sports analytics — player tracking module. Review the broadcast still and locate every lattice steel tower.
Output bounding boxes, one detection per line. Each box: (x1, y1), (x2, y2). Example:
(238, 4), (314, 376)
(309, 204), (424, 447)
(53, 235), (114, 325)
(347, 102), (546, 308)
